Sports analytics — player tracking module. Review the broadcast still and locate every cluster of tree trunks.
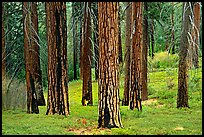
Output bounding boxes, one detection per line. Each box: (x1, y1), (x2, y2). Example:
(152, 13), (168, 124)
(23, 2), (45, 114)
(9, 1), (200, 127)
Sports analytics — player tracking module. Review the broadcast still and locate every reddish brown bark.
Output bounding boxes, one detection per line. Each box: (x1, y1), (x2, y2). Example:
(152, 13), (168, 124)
(191, 2), (200, 68)
(118, 5), (123, 64)
(23, 2), (39, 114)
(82, 2), (93, 106)
(46, 2), (69, 116)
(129, 2), (142, 111)
(98, 2), (123, 128)
(30, 2), (45, 106)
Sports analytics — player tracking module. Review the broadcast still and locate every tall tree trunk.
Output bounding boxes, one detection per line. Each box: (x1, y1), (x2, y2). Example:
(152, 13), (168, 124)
(141, 2), (148, 101)
(2, 3), (6, 79)
(192, 2), (200, 68)
(123, 2), (131, 106)
(118, 5), (123, 64)
(30, 2), (45, 106)
(150, 18), (155, 59)
(98, 2), (123, 128)
(129, 2), (142, 111)
(177, 2), (192, 108)
(23, 2), (39, 114)
(72, 2), (78, 80)
(171, 2), (175, 54)
(46, 2), (69, 116)
(93, 2), (99, 80)
(82, 2), (93, 106)
(80, 3), (84, 80)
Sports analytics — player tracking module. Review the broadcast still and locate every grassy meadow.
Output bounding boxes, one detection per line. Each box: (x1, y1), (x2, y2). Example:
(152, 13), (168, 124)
(2, 52), (202, 135)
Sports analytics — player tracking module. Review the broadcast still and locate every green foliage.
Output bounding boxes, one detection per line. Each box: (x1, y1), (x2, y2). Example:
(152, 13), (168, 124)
(148, 51), (179, 70)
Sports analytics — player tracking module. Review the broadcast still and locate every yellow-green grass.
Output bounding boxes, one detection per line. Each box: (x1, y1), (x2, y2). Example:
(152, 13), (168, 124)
(2, 59), (202, 135)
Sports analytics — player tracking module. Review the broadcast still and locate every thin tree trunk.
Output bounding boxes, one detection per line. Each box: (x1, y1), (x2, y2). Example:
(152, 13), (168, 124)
(177, 2), (192, 108)
(72, 2), (78, 80)
(82, 2), (93, 106)
(150, 18), (155, 59)
(23, 2), (39, 114)
(123, 2), (131, 106)
(129, 2), (142, 111)
(80, 3), (84, 80)
(46, 2), (69, 116)
(141, 2), (148, 101)
(98, 2), (123, 128)
(2, 3), (6, 79)
(192, 2), (200, 68)
(93, 2), (99, 80)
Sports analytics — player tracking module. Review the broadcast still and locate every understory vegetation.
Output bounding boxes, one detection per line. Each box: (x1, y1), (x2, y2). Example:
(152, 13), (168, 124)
(2, 53), (202, 135)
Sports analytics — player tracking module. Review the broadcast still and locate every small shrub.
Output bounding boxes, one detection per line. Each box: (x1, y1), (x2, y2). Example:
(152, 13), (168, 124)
(2, 77), (27, 110)
(149, 51), (179, 69)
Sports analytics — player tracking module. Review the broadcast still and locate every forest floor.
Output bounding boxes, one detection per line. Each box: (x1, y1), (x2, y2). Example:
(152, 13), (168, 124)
(2, 58), (202, 135)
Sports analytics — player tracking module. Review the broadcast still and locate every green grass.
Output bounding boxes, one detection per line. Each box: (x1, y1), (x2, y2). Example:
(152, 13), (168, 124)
(2, 57), (202, 135)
